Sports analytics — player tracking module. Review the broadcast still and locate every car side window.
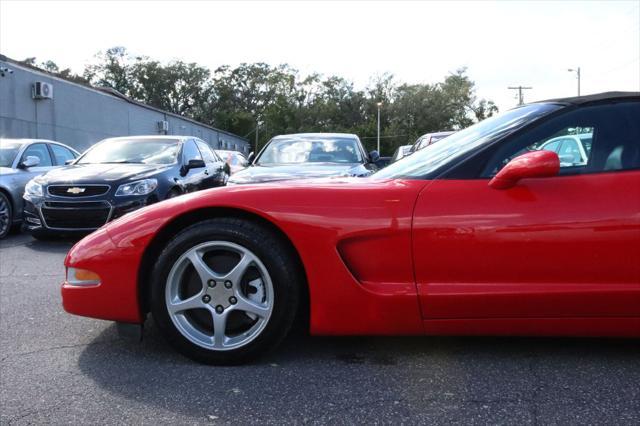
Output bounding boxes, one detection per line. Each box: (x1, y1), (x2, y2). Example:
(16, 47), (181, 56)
(50, 144), (76, 165)
(22, 143), (53, 167)
(182, 140), (203, 164)
(483, 102), (640, 177)
(195, 141), (216, 163)
(540, 139), (561, 153)
(558, 138), (588, 166)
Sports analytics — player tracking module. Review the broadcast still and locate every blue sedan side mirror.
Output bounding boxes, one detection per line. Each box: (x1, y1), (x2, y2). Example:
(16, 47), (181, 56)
(19, 156), (40, 169)
(369, 150), (380, 163)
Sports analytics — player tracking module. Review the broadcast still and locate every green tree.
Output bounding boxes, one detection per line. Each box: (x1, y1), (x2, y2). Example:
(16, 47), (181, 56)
(19, 57), (88, 84)
(25, 47), (499, 155)
(83, 46), (133, 95)
(129, 59), (213, 118)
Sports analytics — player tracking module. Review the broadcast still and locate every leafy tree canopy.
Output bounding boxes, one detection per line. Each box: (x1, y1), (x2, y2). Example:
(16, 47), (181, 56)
(21, 48), (498, 155)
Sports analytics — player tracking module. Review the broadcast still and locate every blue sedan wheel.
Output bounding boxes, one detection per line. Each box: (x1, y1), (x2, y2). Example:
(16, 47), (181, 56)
(0, 192), (12, 239)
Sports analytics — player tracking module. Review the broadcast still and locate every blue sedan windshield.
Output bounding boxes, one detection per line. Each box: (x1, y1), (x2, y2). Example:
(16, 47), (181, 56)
(373, 103), (562, 179)
(0, 141), (22, 167)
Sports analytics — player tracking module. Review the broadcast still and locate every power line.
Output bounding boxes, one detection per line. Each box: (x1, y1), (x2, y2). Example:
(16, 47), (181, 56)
(508, 86), (533, 105)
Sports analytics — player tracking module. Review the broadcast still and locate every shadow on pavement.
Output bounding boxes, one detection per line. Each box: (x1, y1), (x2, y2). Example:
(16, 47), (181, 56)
(77, 319), (640, 422)
(0, 232), (81, 253)
(24, 237), (80, 253)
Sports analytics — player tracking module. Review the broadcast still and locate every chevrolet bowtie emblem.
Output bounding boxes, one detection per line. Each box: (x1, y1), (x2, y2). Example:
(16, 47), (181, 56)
(67, 187), (86, 194)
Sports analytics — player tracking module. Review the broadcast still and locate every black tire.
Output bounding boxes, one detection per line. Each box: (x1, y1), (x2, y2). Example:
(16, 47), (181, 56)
(0, 192), (12, 239)
(150, 217), (301, 365)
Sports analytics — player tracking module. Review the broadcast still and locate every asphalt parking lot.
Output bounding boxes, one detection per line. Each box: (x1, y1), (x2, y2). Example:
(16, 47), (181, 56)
(1, 232), (639, 425)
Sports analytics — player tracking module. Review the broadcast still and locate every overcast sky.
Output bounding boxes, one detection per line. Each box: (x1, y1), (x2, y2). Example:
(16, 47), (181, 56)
(1, 0), (639, 111)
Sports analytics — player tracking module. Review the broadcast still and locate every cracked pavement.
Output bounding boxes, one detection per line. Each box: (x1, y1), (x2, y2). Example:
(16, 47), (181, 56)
(1, 232), (639, 424)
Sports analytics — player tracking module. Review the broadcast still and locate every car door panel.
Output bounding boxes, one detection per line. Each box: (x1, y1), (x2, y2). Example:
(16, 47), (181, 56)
(12, 144), (57, 216)
(412, 172), (640, 320)
(181, 140), (206, 193)
(195, 140), (224, 188)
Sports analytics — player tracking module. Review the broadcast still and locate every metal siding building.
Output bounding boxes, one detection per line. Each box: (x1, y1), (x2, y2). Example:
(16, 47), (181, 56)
(0, 56), (249, 154)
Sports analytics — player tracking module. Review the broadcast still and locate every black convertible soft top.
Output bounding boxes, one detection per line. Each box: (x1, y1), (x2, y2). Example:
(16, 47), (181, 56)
(534, 91), (640, 106)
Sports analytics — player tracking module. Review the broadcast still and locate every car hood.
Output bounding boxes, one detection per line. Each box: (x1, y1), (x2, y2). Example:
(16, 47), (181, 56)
(228, 163), (372, 184)
(0, 167), (17, 176)
(35, 163), (172, 184)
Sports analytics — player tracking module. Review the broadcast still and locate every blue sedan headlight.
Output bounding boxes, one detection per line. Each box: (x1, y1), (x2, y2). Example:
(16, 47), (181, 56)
(115, 179), (158, 196)
(24, 179), (43, 197)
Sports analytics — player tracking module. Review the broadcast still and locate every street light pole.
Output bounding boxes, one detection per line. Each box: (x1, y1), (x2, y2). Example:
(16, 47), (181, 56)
(568, 67), (581, 96)
(376, 102), (382, 154)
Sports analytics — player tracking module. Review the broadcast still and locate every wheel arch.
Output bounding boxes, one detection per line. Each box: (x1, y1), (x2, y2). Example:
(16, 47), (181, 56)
(137, 206), (309, 327)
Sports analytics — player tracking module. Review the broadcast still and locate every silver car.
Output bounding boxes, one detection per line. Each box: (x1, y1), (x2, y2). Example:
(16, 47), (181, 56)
(0, 139), (79, 238)
(390, 145), (413, 163)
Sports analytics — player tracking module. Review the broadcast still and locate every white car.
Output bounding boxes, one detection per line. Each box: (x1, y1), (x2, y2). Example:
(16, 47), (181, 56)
(390, 145), (412, 163)
(539, 133), (592, 167)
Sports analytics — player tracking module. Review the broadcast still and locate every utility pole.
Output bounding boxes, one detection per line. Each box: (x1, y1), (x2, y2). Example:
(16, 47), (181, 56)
(568, 67), (581, 96)
(376, 102), (383, 154)
(508, 86), (533, 106)
(255, 121), (259, 153)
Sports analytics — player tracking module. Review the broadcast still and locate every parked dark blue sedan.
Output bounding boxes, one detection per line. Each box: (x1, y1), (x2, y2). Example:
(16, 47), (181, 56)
(23, 135), (228, 238)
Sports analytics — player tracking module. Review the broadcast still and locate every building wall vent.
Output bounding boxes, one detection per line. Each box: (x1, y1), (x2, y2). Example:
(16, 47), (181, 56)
(32, 81), (53, 99)
(157, 120), (169, 133)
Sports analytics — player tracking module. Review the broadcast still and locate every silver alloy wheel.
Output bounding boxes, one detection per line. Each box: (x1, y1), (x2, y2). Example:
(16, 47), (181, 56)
(0, 195), (9, 237)
(165, 241), (274, 351)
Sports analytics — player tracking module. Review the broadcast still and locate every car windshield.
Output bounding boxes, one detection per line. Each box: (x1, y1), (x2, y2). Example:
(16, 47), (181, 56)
(256, 136), (363, 165)
(373, 103), (562, 179)
(77, 138), (180, 165)
(230, 154), (244, 166)
(430, 132), (454, 143)
(0, 141), (23, 167)
(217, 151), (239, 165)
(217, 151), (231, 161)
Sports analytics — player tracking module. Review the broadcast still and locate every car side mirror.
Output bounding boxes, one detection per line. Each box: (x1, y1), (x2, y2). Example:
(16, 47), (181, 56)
(489, 150), (560, 190)
(187, 159), (205, 169)
(19, 156), (40, 169)
(369, 150), (380, 163)
(248, 152), (255, 163)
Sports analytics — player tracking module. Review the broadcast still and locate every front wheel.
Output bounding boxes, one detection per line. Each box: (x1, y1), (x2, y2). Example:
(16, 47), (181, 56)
(150, 218), (301, 364)
(0, 192), (12, 239)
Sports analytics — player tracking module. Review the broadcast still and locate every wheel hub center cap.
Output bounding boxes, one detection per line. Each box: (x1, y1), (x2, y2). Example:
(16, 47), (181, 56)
(206, 283), (234, 309)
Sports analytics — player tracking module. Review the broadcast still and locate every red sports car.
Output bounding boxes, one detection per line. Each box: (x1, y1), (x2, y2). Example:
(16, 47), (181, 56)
(62, 92), (640, 364)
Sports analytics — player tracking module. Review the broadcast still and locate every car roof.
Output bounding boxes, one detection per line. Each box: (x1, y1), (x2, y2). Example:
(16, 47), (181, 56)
(534, 91), (640, 106)
(216, 149), (246, 155)
(0, 138), (60, 145)
(417, 131), (455, 140)
(272, 133), (359, 139)
(101, 135), (191, 142)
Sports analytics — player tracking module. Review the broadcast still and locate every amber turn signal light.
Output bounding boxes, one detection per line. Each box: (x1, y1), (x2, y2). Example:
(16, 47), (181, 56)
(67, 267), (101, 285)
